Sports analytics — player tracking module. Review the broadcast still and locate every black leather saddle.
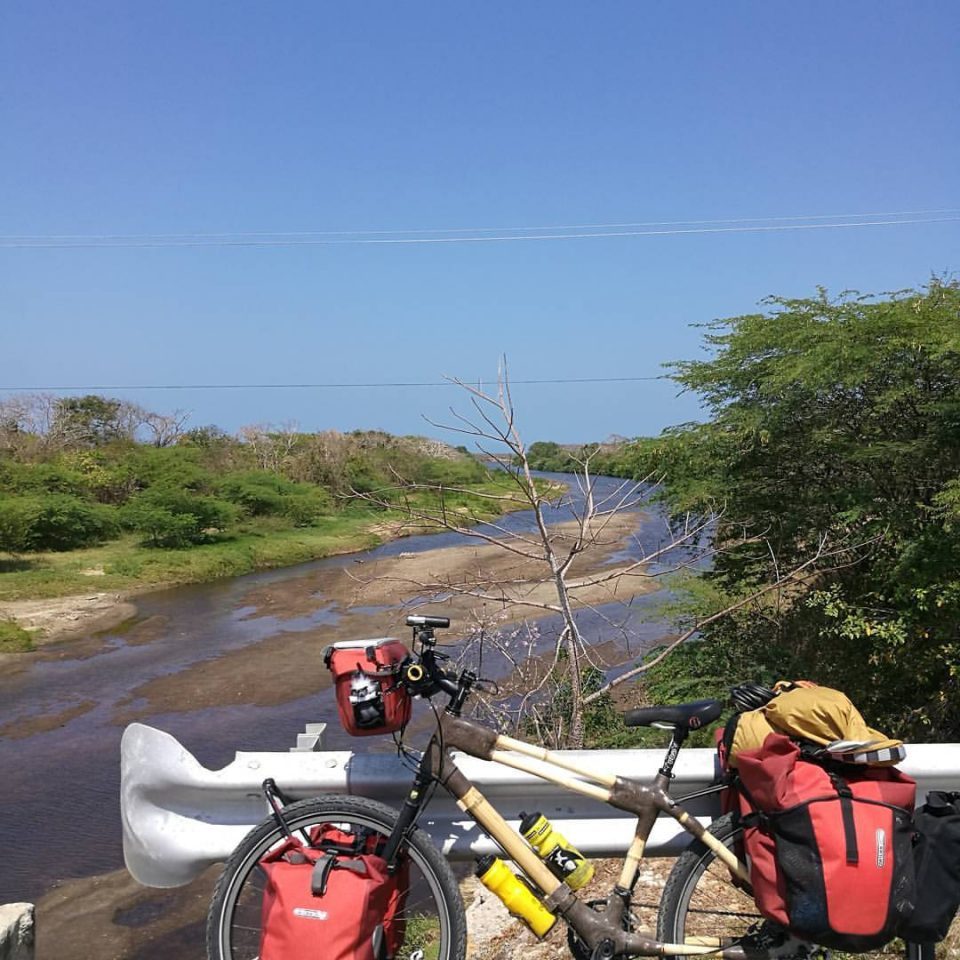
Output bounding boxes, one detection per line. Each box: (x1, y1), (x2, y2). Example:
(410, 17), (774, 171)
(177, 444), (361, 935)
(622, 698), (723, 731)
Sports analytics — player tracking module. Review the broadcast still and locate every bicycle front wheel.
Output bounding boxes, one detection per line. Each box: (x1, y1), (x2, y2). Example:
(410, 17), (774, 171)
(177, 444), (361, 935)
(207, 795), (467, 960)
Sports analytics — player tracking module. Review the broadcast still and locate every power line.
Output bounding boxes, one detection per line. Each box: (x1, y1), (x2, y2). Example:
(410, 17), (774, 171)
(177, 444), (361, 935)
(2, 214), (958, 249)
(0, 376), (665, 392)
(5, 207), (958, 243)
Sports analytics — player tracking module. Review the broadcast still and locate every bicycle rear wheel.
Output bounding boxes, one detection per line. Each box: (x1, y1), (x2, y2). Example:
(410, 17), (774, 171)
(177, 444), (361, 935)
(658, 813), (907, 958)
(207, 795), (467, 960)
(657, 813), (768, 952)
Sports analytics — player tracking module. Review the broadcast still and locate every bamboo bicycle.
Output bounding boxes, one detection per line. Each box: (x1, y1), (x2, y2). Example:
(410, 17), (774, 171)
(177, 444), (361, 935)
(207, 616), (820, 960)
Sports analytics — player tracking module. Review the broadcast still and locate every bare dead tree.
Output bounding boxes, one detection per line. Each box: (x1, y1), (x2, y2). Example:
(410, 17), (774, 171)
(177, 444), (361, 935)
(238, 421), (301, 472)
(349, 359), (722, 747)
(141, 408), (190, 447)
(0, 393), (68, 454)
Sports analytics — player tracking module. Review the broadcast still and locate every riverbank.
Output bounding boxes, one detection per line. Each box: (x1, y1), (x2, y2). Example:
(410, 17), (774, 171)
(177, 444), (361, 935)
(0, 478), (560, 650)
(0, 515), (382, 650)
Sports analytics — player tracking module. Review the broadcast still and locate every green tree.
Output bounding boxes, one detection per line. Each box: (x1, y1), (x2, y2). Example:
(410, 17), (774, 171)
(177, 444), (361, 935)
(630, 280), (960, 738)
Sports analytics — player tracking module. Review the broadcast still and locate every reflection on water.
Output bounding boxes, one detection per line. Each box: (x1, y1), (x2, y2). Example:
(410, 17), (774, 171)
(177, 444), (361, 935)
(0, 473), (697, 905)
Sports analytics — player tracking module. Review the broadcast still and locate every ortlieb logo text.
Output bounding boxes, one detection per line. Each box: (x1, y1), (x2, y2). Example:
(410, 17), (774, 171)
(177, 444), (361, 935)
(875, 828), (887, 868)
(293, 907), (328, 921)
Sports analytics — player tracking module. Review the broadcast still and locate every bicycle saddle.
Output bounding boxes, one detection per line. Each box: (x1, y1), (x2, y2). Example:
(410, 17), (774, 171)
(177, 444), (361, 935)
(622, 699), (723, 730)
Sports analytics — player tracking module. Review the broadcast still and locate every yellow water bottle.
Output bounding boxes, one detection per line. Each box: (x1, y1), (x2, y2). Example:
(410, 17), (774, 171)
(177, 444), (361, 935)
(519, 811), (594, 891)
(475, 855), (557, 938)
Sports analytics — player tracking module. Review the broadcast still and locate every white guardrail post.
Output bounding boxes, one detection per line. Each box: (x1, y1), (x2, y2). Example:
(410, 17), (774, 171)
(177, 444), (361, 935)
(120, 722), (960, 889)
(0, 903), (34, 960)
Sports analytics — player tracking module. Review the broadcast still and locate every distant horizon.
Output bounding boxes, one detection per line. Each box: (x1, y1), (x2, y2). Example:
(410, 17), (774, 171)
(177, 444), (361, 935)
(0, 382), (668, 449)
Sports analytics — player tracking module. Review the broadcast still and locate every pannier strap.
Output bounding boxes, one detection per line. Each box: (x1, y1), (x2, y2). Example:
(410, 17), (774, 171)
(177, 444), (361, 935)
(353, 659), (403, 678)
(828, 772), (859, 864)
(311, 854), (334, 896)
(310, 854), (367, 896)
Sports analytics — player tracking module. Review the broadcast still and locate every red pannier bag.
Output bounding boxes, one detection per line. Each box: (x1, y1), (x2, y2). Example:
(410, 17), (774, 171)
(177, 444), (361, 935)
(736, 732), (916, 952)
(323, 639), (411, 736)
(259, 825), (409, 960)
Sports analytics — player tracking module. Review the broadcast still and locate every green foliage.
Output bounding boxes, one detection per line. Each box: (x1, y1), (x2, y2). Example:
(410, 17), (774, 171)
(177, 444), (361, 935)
(343, 456), (387, 495)
(0, 495), (119, 552)
(0, 500), (32, 554)
(413, 457), (487, 486)
(0, 403), (525, 594)
(620, 280), (960, 739)
(217, 471), (294, 515)
(120, 445), (214, 492)
(120, 487), (238, 547)
(178, 424), (231, 448)
(280, 491), (333, 526)
(524, 441), (580, 472)
(0, 461), (89, 497)
(217, 471), (333, 522)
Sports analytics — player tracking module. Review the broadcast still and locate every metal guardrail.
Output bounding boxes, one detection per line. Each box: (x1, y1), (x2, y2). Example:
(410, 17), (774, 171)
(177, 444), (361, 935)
(120, 721), (960, 889)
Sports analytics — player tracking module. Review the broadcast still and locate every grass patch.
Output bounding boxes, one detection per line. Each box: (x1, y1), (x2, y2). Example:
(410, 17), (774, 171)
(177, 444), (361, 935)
(0, 474), (546, 602)
(0, 619), (34, 652)
(398, 914), (442, 960)
(0, 515), (384, 601)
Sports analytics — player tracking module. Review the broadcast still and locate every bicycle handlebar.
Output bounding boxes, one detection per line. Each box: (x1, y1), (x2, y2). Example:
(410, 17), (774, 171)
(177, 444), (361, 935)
(420, 647), (461, 697)
(403, 615), (475, 713)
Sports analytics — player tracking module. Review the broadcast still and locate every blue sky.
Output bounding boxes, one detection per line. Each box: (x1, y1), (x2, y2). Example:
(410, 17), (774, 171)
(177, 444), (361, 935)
(2, 2), (958, 443)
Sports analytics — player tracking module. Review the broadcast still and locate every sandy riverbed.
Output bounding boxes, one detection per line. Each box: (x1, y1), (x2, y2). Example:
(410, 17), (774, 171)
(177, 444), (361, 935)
(0, 592), (139, 646)
(110, 512), (658, 721)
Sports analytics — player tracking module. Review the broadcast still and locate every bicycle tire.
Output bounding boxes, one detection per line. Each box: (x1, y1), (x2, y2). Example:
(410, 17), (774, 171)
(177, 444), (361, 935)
(207, 795), (467, 960)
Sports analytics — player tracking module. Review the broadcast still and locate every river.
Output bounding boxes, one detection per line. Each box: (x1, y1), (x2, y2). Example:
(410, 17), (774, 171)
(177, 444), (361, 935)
(0, 473), (686, 911)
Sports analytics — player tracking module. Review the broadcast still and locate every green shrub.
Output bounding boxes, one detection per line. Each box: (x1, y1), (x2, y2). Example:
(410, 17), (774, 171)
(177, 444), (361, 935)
(105, 555), (144, 577)
(0, 494), (119, 552)
(121, 486), (238, 547)
(0, 498), (32, 552)
(344, 458), (384, 495)
(281, 491), (333, 526)
(0, 461), (89, 497)
(217, 472), (334, 523)
(414, 458), (487, 485)
(218, 471), (297, 515)
(122, 446), (214, 492)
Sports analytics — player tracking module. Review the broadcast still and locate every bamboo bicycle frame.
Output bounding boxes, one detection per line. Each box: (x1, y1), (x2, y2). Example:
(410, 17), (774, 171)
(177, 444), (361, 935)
(427, 712), (755, 959)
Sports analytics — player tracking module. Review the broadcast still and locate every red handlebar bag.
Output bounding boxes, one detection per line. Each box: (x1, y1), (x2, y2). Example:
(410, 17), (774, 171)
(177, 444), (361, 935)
(736, 733), (916, 952)
(323, 639), (411, 736)
(259, 826), (409, 960)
